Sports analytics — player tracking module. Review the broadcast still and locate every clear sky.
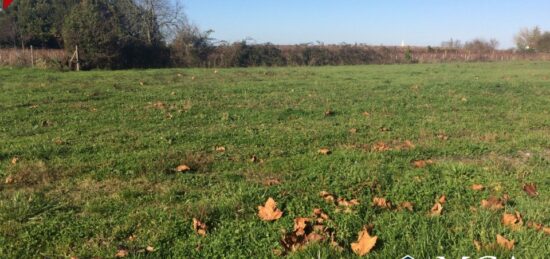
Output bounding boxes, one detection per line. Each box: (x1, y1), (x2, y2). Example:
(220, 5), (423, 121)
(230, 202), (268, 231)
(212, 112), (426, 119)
(182, 0), (550, 49)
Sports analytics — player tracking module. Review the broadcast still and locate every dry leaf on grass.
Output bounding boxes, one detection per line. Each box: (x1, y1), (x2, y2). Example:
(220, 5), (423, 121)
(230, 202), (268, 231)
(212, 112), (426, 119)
(337, 197), (360, 207)
(471, 184), (485, 191)
(398, 202), (414, 212)
(175, 164), (191, 172)
(372, 142), (391, 152)
(399, 140), (416, 150)
(4, 175), (14, 184)
(429, 202), (443, 216)
(318, 148), (331, 155)
(250, 155), (259, 163)
(372, 197), (393, 209)
(412, 159), (434, 168)
(324, 110), (335, 116)
(258, 198), (283, 221)
(527, 222), (550, 235)
(523, 183), (538, 197)
(193, 218), (207, 236)
(115, 249), (129, 258)
(496, 234), (515, 250)
(351, 227), (378, 256)
(481, 196), (505, 210)
(262, 178), (281, 186)
(473, 240), (482, 251)
(437, 133), (449, 141)
(320, 191), (335, 203)
(281, 210), (336, 253)
(438, 195), (447, 204)
(502, 212), (523, 230)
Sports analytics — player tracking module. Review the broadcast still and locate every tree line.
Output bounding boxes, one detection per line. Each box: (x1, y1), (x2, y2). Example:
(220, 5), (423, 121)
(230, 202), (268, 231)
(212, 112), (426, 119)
(1, 1), (550, 69)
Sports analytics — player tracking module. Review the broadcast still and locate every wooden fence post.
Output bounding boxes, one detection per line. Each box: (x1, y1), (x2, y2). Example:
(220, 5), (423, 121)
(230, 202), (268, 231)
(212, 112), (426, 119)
(30, 45), (34, 67)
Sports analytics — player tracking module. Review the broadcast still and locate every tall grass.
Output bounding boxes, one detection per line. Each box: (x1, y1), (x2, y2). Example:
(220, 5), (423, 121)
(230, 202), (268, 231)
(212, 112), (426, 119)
(0, 48), (65, 68)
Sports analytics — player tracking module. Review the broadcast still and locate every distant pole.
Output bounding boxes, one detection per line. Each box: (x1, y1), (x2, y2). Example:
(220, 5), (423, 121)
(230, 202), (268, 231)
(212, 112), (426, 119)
(75, 45), (80, 71)
(30, 45), (34, 68)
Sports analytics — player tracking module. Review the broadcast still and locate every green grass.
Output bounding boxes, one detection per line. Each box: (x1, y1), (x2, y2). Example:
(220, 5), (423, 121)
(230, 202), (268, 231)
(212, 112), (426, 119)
(1, 62), (549, 258)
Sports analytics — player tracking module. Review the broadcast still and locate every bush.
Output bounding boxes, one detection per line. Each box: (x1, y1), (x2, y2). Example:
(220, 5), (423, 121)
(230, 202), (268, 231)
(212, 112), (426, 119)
(62, 0), (122, 69)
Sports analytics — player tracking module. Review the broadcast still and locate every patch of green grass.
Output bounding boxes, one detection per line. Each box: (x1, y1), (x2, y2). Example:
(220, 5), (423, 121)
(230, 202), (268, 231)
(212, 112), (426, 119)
(1, 62), (549, 258)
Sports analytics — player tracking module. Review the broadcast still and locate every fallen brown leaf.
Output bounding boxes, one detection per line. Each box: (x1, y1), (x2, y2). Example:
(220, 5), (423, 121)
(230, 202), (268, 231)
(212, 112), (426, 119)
(175, 164), (191, 172)
(399, 140), (416, 150)
(372, 142), (391, 152)
(523, 183), (539, 197)
(262, 178), (281, 186)
(351, 227), (378, 256)
(527, 222), (550, 235)
(258, 198), (283, 221)
(398, 202), (414, 212)
(502, 212), (523, 230)
(337, 197), (360, 207)
(438, 195), (447, 204)
(250, 155), (259, 163)
(429, 202), (443, 216)
(372, 197), (393, 209)
(319, 148), (331, 155)
(481, 196), (505, 210)
(496, 234), (515, 250)
(473, 240), (482, 251)
(437, 133), (449, 141)
(4, 175), (14, 184)
(471, 184), (485, 191)
(115, 249), (129, 258)
(193, 218), (207, 236)
(412, 159), (434, 168)
(320, 191), (335, 203)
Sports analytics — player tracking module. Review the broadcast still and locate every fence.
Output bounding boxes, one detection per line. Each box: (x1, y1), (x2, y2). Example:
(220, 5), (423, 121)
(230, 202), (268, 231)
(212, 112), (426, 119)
(0, 48), (66, 68)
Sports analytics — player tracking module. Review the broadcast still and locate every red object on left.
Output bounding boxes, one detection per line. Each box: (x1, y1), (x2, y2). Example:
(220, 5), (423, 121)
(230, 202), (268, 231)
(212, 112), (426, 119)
(3, 0), (14, 9)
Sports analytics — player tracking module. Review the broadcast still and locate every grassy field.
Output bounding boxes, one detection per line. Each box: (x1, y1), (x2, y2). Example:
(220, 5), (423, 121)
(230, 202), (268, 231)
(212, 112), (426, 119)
(1, 62), (549, 258)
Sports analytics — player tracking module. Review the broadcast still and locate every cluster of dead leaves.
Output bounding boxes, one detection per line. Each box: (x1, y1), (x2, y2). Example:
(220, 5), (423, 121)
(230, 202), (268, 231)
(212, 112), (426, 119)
(319, 191), (359, 213)
(114, 235), (156, 258)
(256, 196), (379, 256)
(474, 235), (515, 251)
(280, 209), (341, 253)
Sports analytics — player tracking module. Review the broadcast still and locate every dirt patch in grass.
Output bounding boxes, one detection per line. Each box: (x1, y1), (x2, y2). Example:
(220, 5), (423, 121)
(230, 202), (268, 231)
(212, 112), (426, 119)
(3, 160), (65, 187)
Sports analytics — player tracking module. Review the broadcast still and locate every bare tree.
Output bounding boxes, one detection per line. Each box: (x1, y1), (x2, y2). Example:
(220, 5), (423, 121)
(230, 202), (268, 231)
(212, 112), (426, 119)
(134, 0), (188, 43)
(441, 38), (462, 49)
(515, 26), (542, 51)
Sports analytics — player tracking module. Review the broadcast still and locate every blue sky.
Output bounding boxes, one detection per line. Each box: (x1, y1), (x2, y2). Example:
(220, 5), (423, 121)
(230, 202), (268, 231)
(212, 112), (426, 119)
(182, 0), (550, 49)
